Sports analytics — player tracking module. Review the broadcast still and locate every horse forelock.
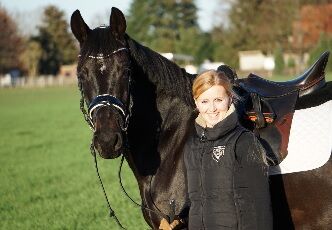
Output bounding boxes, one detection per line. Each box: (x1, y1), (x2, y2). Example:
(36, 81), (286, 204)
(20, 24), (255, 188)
(79, 27), (125, 62)
(76, 27), (132, 104)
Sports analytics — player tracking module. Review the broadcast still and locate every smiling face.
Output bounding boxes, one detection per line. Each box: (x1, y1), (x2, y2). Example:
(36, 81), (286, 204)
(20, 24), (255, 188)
(193, 70), (235, 128)
(195, 85), (231, 127)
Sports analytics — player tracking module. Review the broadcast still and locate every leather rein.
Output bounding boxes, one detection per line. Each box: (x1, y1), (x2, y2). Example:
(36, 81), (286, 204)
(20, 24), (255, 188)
(77, 47), (171, 229)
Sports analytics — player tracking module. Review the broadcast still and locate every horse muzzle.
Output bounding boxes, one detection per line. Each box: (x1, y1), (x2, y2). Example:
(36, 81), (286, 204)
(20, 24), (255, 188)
(91, 106), (125, 159)
(93, 130), (123, 159)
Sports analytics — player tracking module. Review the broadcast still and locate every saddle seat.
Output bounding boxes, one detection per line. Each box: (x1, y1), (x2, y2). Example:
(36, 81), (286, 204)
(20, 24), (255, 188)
(238, 51), (329, 98)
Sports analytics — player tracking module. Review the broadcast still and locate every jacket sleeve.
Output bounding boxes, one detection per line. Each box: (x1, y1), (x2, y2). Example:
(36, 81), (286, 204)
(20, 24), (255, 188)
(234, 132), (273, 230)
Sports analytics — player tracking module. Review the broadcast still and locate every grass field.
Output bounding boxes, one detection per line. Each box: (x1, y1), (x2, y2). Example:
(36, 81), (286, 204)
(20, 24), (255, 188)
(1, 72), (331, 230)
(264, 71), (332, 82)
(0, 86), (149, 230)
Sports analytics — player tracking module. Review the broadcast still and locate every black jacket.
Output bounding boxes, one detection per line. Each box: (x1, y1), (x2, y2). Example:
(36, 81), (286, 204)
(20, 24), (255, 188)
(182, 110), (273, 230)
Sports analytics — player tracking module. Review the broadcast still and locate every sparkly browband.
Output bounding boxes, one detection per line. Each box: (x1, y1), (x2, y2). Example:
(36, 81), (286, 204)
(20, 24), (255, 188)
(78, 47), (127, 59)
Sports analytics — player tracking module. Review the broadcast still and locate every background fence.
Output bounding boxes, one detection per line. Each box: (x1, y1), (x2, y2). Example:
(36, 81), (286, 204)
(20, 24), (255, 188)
(0, 75), (77, 88)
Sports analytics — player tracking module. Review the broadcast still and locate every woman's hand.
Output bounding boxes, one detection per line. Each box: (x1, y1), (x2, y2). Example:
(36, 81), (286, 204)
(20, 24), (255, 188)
(159, 218), (182, 230)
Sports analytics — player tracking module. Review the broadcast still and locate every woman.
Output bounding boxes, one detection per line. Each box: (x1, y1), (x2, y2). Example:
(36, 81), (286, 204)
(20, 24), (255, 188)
(160, 69), (272, 230)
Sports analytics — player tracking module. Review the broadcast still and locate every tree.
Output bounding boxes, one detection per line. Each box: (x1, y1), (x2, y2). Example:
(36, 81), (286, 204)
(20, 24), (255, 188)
(174, 27), (206, 64)
(209, 25), (239, 67)
(208, 0), (299, 67)
(149, 0), (180, 52)
(176, 0), (198, 28)
(226, 0), (297, 53)
(127, 0), (202, 58)
(291, 3), (332, 52)
(309, 33), (332, 72)
(174, 0), (203, 60)
(0, 6), (24, 74)
(299, 0), (331, 5)
(209, 0), (332, 68)
(195, 32), (215, 64)
(273, 46), (285, 75)
(20, 40), (42, 77)
(35, 5), (77, 75)
(126, 0), (156, 45)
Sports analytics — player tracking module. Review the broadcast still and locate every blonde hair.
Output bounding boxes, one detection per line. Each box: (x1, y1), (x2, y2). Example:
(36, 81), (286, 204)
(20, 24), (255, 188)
(192, 70), (236, 99)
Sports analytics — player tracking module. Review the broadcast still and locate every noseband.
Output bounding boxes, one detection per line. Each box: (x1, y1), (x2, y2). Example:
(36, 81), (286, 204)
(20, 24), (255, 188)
(88, 94), (130, 132)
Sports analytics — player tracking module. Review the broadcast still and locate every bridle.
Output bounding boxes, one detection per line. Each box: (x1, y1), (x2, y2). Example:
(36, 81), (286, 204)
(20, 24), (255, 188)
(77, 47), (172, 229)
(78, 47), (131, 132)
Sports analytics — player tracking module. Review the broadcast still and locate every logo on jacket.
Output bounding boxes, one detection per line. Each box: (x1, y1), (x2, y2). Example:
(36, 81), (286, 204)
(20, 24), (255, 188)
(212, 145), (226, 162)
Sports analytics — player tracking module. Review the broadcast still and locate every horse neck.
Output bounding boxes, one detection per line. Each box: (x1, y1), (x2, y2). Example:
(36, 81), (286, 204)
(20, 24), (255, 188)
(123, 38), (195, 226)
(126, 36), (195, 107)
(124, 36), (195, 177)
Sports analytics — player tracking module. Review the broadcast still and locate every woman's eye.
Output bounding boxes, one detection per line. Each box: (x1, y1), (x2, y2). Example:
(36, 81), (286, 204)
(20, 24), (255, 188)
(215, 98), (223, 102)
(201, 100), (208, 104)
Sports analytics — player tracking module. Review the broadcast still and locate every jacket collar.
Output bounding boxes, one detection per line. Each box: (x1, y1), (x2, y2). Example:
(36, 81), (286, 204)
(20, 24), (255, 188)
(195, 104), (239, 141)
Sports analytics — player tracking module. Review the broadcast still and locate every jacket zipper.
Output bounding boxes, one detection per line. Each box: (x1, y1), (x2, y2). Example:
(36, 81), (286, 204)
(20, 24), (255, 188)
(200, 139), (207, 229)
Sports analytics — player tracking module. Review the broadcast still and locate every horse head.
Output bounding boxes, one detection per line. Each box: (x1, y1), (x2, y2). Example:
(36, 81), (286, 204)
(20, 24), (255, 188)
(71, 8), (131, 159)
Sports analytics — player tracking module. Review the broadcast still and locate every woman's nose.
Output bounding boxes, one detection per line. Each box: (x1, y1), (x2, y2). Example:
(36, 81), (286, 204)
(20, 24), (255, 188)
(208, 102), (216, 111)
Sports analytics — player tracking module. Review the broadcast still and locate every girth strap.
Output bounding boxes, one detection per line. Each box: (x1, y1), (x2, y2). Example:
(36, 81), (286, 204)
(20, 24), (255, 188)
(251, 93), (266, 128)
(248, 93), (276, 129)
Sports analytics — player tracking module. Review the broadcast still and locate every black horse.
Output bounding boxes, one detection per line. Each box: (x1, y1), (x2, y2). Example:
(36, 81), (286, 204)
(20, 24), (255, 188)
(71, 7), (332, 229)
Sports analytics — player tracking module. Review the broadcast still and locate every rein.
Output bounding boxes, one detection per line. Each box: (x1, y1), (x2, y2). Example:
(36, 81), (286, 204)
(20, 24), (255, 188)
(88, 140), (171, 229)
(118, 154), (172, 222)
(90, 142), (126, 229)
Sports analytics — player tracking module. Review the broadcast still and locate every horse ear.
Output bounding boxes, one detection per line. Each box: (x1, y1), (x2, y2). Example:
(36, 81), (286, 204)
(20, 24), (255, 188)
(70, 10), (91, 44)
(109, 7), (126, 37)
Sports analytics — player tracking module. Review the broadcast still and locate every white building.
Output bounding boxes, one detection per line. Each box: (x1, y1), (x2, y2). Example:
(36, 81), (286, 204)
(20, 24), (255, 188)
(239, 50), (275, 72)
(160, 52), (198, 74)
(198, 60), (225, 73)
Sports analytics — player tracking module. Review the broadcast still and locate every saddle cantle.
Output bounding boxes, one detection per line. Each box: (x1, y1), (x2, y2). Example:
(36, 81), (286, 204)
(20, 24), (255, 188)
(238, 51), (329, 98)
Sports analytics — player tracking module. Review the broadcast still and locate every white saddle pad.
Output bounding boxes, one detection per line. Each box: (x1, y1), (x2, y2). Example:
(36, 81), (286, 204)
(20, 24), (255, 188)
(269, 100), (332, 175)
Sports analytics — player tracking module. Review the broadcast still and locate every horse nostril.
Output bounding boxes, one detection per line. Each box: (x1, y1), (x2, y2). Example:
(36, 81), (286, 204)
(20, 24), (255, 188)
(114, 133), (122, 151)
(93, 131), (123, 153)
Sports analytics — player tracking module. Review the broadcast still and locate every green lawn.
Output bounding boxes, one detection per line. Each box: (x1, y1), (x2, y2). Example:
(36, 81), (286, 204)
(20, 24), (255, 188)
(270, 71), (332, 82)
(0, 86), (149, 230)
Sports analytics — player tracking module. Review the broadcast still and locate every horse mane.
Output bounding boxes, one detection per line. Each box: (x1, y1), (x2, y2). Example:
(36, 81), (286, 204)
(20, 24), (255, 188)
(125, 34), (196, 107)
